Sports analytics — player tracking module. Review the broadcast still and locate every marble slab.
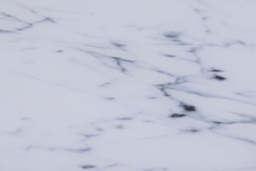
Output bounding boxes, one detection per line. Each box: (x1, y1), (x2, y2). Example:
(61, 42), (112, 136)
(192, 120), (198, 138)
(0, 0), (256, 170)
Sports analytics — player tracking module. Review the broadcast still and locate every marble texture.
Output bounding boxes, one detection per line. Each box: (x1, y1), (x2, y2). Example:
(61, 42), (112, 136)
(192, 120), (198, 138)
(1, 0), (256, 170)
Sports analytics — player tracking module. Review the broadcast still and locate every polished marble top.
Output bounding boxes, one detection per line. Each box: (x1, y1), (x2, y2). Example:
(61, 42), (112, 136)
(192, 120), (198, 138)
(1, 0), (256, 171)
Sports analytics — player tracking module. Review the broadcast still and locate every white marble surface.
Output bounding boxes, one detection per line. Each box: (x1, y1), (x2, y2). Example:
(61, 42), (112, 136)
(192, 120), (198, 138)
(1, 0), (256, 170)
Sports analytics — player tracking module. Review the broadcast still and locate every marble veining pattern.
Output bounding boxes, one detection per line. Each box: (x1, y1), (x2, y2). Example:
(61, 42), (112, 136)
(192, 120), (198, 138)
(0, 0), (256, 170)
